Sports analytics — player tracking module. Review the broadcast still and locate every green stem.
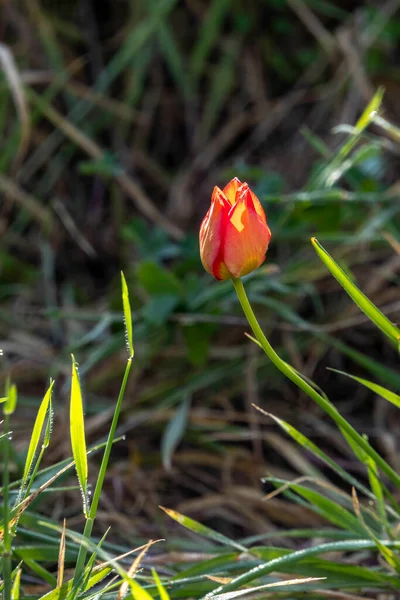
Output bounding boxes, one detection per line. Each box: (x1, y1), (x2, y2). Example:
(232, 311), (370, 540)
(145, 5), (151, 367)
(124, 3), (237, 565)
(2, 413), (12, 600)
(232, 278), (400, 489)
(73, 358), (132, 585)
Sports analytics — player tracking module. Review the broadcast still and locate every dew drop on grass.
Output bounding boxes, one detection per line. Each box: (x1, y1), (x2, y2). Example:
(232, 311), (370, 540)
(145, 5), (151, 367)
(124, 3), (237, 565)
(7, 432), (13, 441)
(121, 435), (126, 441)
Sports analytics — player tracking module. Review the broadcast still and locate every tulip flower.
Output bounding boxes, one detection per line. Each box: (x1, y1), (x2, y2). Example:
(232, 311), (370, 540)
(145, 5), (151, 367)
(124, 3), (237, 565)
(199, 178), (271, 280)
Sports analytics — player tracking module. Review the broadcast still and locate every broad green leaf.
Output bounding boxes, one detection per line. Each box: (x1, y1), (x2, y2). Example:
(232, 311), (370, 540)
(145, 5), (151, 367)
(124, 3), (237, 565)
(4, 383), (17, 415)
(121, 271), (134, 358)
(160, 507), (248, 552)
(22, 380), (54, 485)
(161, 395), (190, 471)
(152, 569), (170, 600)
(312, 238), (400, 343)
(330, 368), (400, 409)
(70, 355), (89, 516)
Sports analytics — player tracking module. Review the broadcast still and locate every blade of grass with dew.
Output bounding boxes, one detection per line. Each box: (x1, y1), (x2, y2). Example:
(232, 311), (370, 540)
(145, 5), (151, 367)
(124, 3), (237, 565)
(73, 275), (134, 584)
(160, 507), (248, 553)
(329, 368), (400, 409)
(21, 380), (54, 492)
(121, 271), (134, 358)
(70, 355), (89, 517)
(311, 237), (400, 343)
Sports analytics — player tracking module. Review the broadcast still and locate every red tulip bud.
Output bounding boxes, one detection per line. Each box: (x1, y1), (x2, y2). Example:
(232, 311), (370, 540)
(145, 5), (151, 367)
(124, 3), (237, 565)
(200, 178), (271, 280)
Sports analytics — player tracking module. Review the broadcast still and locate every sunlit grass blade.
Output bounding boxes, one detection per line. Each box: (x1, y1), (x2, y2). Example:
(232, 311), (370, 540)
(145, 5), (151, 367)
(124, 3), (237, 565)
(329, 368), (400, 408)
(38, 565), (112, 600)
(11, 567), (21, 600)
(311, 237), (400, 344)
(22, 380), (54, 488)
(70, 355), (89, 517)
(4, 382), (17, 415)
(127, 580), (154, 600)
(152, 569), (171, 600)
(160, 506), (248, 552)
(121, 271), (134, 358)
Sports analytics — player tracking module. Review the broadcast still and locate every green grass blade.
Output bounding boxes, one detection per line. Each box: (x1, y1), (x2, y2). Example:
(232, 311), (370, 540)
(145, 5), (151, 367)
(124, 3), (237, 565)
(121, 271), (134, 359)
(22, 380), (54, 486)
(4, 383), (17, 415)
(160, 507), (248, 552)
(70, 355), (89, 517)
(330, 368), (400, 409)
(38, 565), (112, 600)
(11, 567), (21, 600)
(311, 237), (400, 343)
(152, 569), (171, 600)
(128, 579), (154, 600)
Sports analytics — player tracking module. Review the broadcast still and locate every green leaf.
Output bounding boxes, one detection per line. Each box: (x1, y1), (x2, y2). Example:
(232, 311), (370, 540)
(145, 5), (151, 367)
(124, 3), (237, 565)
(161, 395), (191, 471)
(121, 271), (134, 358)
(4, 383), (17, 415)
(311, 237), (400, 343)
(70, 355), (89, 516)
(22, 380), (54, 486)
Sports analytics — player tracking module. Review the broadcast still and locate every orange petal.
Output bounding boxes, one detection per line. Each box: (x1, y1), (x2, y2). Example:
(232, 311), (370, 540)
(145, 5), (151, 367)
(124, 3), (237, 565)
(237, 182), (266, 222)
(199, 187), (230, 276)
(223, 187), (271, 278)
(222, 177), (242, 205)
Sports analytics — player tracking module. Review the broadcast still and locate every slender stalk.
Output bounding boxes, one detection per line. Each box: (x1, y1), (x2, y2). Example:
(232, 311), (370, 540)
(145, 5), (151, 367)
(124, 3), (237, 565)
(2, 413), (12, 600)
(232, 278), (400, 489)
(73, 358), (132, 585)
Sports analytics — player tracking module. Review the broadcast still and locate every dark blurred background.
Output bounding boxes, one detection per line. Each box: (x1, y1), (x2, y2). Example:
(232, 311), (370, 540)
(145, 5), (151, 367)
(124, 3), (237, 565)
(1, 0), (400, 541)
